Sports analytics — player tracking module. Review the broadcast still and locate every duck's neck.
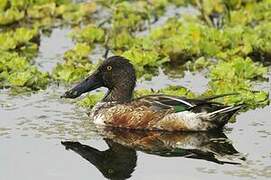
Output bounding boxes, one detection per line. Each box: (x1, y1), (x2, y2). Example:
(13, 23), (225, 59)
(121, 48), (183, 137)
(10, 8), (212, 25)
(102, 86), (134, 103)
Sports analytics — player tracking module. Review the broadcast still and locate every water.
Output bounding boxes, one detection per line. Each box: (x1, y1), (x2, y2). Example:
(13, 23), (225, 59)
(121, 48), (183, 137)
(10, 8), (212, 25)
(1, 81), (270, 180)
(35, 27), (74, 72)
(1, 28), (271, 180)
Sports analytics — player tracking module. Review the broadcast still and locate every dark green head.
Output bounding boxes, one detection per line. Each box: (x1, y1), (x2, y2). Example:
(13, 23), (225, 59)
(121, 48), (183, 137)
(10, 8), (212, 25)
(61, 56), (136, 102)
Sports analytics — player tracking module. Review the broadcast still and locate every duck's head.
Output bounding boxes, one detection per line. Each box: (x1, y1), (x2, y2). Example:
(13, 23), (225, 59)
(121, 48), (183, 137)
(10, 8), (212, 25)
(61, 56), (136, 102)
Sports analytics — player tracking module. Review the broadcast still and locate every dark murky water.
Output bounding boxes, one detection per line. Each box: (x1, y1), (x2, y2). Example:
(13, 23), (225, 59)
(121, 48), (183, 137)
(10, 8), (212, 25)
(1, 25), (271, 180)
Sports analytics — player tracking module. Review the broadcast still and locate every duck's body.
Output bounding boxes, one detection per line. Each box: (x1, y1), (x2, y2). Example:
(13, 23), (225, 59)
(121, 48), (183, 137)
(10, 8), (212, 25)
(62, 56), (242, 131)
(91, 95), (242, 131)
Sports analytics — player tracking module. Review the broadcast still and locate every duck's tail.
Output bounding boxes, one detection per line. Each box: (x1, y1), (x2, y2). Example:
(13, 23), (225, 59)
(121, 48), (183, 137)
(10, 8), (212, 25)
(206, 105), (243, 128)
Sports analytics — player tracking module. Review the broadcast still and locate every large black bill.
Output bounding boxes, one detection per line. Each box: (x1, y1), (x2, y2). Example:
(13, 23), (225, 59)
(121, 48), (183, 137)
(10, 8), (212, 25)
(61, 72), (103, 99)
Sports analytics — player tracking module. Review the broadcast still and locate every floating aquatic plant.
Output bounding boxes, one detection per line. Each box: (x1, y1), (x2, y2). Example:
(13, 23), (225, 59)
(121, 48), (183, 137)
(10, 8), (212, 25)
(112, 1), (148, 31)
(122, 47), (168, 78)
(205, 57), (269, 108)
(0, 51), (49, 90)
(159, 85), (195, 98)
(0, 0), (96, 26)
(0, 8), (24, 25)
(0, 27), (38, 51)
(77, 92), (104, 108)
(185, 57), (212, 71)
(52, 43), (93, 83)
(70, 25), (105, 44)
(0, 0), (269, 113)
(108, 30), (137, 52)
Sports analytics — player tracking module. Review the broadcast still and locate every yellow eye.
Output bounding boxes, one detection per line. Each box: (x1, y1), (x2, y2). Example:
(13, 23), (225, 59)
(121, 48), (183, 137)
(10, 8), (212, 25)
(107, 66), (112, 71)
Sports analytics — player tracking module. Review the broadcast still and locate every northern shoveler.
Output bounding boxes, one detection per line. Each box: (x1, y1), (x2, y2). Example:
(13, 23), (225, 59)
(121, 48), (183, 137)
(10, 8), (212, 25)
(61, 56), (242, 131)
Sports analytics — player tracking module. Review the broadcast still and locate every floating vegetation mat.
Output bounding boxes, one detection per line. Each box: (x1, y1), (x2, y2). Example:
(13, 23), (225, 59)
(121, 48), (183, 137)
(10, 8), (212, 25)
(0, 0), (270, 111)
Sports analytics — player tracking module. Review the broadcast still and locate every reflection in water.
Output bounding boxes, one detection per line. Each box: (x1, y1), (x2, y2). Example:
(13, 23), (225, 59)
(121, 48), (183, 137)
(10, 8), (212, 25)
(62, 129), (244, 180)
(62, 140), (136, 180)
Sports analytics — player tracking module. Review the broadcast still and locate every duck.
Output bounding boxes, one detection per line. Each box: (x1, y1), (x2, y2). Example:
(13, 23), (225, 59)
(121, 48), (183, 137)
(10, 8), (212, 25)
(61, 56), (243, 131)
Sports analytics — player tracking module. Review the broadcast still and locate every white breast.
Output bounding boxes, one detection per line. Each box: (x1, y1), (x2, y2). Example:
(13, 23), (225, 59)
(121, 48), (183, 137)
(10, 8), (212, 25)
(90, 102), (108, 125)
(93, 114), (106, 125)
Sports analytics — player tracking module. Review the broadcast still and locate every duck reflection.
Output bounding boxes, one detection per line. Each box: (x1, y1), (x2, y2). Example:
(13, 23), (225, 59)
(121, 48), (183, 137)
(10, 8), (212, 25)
(62, 139), (136, 180)
(61, 129), (244, 180)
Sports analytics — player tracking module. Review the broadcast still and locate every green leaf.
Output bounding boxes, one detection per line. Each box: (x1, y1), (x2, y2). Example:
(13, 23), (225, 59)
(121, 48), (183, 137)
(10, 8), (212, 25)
(71, 25), (105, 44)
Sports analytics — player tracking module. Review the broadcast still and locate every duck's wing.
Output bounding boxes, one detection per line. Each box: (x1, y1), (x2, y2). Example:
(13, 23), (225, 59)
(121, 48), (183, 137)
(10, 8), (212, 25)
(137, 95), (193, 112)
(136, 94), (231, 113)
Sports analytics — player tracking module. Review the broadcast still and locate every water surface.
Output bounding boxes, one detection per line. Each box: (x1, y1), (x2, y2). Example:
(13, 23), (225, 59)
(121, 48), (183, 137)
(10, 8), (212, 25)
(1, 26), (271, 180)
